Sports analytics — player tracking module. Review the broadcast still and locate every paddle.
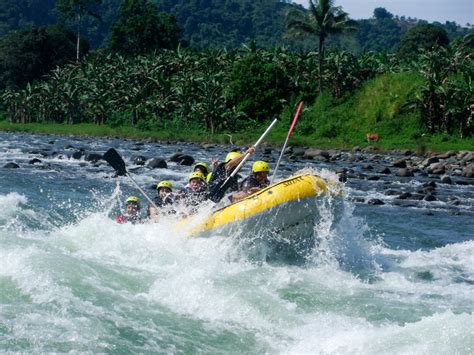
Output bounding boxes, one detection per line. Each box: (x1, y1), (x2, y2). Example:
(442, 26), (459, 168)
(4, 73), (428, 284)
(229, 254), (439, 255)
(270, 101), (303, 184)
(103, 148), (159, 210)
(208, 118), (278, 202)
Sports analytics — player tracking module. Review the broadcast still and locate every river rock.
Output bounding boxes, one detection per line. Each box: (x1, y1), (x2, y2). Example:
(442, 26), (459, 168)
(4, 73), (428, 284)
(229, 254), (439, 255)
(423, 181), (437, 188)
(338, 173), (348, 182)
(378, 167), (391, 174)
(178, 155), (195, 166)
(437, 151), (457, 159)
(131, 155), (147, 165)
(424, 194), (437, 201)
(85, 152), (103, 162)
(421, 156), (439, 167)
(396, 168), (414, 177)
(459, 151), (474, 162)
(440, 176), (453, 184)
(29, 158), (42, 165)
(335, 167), (347, 174)
(147, 158), (167, 169)
(367, 198), (384, 205)
(304, 149), (330, 160)
(462, 164), (474, 177)
(393, 159), (407, 168)
(397, 192), (412, 200)
(169, 152), (184, 162)
(72, 151), (84, 160)
(4, 162), (19, 169)
(292, 147), (306, 157)
(367, 176), (380, 181)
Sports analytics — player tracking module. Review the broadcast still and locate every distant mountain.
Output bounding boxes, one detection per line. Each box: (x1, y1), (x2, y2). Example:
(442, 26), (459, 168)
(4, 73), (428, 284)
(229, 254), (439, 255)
(0, 0), (470, 51)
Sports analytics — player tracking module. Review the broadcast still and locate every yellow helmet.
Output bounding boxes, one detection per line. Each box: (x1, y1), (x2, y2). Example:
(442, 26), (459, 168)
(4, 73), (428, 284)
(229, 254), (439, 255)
(194, 162), (210, 174)
(225, 151), (241, 163)
(125, 196), (141, 208)
(157, 180), (173, 191)
(252, 161), (270, 173)
(189, 171), (206, 182)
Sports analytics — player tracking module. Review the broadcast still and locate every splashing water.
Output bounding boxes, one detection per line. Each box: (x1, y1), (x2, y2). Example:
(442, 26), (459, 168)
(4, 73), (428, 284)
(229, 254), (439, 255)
(0, 132), (472, 353)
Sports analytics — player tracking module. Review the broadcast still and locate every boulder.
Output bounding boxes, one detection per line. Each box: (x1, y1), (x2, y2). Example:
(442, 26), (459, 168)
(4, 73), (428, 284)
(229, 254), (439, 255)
(378, 167), (391, 174)
(131, 155), (147, 166)
(72, 151), (84, 160)
(393, 159), (407, 168)
(304, 149), (330, 160)
(395, 168), (414, 177)
(179, 155), (195, 166)
(460, 151), (474, 162)
(338, 173), (348, 182)
(292, 147), (306, 157)
(367, 176), (380, 181)
(462, 164), (474, 178)
(147, 158), (168, 169)
(397, 192), (412, 200)
(85, 152), (103, 162)
(436, 151), (457, 159)
(29, 158), (42, 165)
(421, 156), (439, 167)
(367, 198), (384, 205)
(4, 162), (19, 169)
(440, 176), (453, 184)
(169, 152), (185, 162)
(427, 162), (446, 174)
(424, 194), (437, 202)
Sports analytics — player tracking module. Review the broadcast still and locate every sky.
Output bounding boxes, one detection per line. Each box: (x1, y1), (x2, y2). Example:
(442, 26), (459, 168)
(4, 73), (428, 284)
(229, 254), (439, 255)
(291, 0), (474, 26)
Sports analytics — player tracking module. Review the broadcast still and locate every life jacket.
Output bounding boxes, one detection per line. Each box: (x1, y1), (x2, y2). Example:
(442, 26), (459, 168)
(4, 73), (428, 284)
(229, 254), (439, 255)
(115, 215), (141, 224)
(240, 174), (269, 192)
(207, 162), (240, 202)
(183, 186), (207, 207)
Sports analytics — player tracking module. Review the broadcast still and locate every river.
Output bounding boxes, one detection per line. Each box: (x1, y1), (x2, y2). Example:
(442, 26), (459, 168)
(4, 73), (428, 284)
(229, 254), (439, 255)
(0, 132), (472, 353)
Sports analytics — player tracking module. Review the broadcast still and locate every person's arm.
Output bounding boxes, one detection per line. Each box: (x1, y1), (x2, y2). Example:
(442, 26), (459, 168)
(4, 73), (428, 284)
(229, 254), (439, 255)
(224, 146), (256, 172)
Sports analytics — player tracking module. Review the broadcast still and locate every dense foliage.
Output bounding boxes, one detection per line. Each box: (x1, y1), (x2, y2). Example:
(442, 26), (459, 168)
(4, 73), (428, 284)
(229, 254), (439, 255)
(0, 1), (470, 51)
(2, 38), (472, 139)
(396, 24), (450, 60)
(0, 25), (83, 90)
(109, 0), (182, 54)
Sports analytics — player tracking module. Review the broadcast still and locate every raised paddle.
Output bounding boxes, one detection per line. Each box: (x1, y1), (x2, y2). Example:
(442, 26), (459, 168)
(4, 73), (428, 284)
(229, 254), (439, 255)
(270, 101), (303, 184)
(208, 118), (278, 202)
(103, 148), (159, 210)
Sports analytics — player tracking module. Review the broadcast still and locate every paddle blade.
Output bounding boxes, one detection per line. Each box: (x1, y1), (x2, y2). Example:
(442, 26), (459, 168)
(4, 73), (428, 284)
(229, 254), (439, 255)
(103, 148), (127, 176)
(207, 179), (230, 203)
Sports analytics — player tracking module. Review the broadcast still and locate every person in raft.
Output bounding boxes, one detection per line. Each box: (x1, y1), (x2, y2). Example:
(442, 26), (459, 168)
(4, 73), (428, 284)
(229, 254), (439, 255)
(148, 180), (175, 220)
(230, 160), (270, 203)
(192, 162), (212, 183)
(207, 146), (256, 202)
(116, 196), (142, 224)
(182, 171), (208, 209)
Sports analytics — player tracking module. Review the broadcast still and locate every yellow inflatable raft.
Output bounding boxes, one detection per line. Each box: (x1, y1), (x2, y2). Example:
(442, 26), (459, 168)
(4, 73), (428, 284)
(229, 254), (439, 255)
(185, 173), (339, 241)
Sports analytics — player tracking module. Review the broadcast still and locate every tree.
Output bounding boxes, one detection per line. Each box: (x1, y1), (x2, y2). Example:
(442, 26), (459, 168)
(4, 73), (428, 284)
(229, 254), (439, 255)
(0, 25), (81, 90)
(286, 0), (357, 93)
(226, 53), (290, 122)
(373, 7), (393, 20)
(55, 0), (102, 61)
(396, 24), (449, 60)
(108, 0), (182, 55)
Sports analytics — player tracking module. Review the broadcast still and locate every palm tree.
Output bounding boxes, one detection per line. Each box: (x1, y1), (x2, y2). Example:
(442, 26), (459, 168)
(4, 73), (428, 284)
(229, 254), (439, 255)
(287, 0), (357, 93)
